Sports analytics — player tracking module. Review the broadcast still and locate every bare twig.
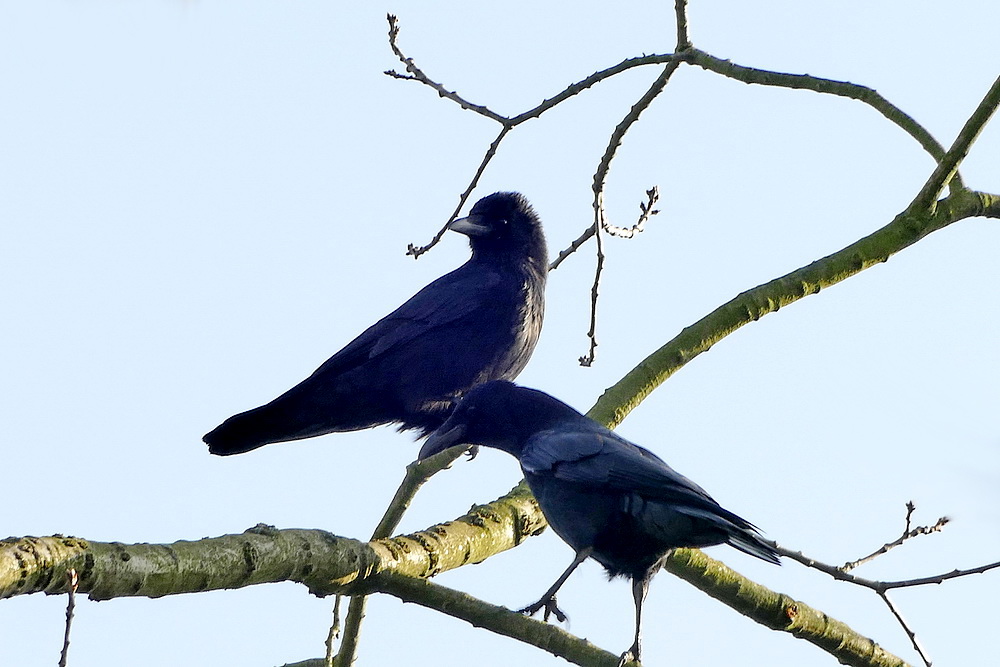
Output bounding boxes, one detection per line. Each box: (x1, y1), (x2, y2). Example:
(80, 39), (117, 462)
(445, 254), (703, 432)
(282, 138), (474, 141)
(333, 597), (367, 667)
(776, 540), (1000, 592)
(580, 54), (681, 364)
(774, 527), (997, 667)
(841, 502), (950, 572)
(879, 591), (933, 667)
(385, 14), (507, 123)
(407, 126), (511, 259)
(604, 186), (660, 239)
(549, 223), (598, 271)
(387, 15), (676, 127)
(325, 596), (341, 667)
(58, 568), (78, 667)
(389, 9), (677, 260)
(579, 197), (606, 367)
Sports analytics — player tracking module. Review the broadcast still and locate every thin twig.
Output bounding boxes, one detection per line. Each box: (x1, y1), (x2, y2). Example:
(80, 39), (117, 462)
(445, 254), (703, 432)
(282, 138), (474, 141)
(388, 15), (675, 128)
(325, 596), (341, 667)
(579, 196), (606, 367)
(772, 541), (1000, 593)
(841, 502), (950, 572)
(58, 568), (79, 667)
(333, 597), (367, 667)
(549, 223), (597, 271)
(604, 186), (660, 238)
(407, 126), (511, 258)
(581, 60), (681, 364)
(385, 14), (507, 123)
(879, 591), (933, 667)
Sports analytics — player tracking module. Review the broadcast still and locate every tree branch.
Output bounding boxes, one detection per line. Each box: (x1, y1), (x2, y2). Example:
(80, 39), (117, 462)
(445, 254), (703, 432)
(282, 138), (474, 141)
(3, 491), (917, 667)
(333, 446), (469, 665)
(908, 73), (1000, 211)
(586, 188), (999, 429)
(377, 574), (637, 667)
(682, 49), (962, 192)
(663, 549), (910, 667)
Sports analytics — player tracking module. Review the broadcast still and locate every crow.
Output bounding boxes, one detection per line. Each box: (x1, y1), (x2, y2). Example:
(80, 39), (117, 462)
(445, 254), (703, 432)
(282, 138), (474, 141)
(204, 192), (547, 456)
(418, 380), (780, 665)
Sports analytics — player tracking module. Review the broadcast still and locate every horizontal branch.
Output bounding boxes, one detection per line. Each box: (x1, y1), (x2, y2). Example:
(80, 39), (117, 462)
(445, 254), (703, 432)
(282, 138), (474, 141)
(0, 483), (546, 601)
(1, 509), (911, 666)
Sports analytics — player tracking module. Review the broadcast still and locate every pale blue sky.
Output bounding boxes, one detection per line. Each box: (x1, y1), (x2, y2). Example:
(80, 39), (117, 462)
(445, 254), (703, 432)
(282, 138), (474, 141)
(2, 2), (998, 666)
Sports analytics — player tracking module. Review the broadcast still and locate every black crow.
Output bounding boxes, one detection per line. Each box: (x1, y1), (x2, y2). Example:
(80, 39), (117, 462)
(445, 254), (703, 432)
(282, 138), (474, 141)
(204, 193), (547, 456)
(418, 380), (780, 664)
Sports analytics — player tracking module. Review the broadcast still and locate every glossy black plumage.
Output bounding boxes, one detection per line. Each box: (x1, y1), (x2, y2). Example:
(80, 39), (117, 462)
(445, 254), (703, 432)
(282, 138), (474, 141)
(419, 380), (779, 664)
(204, 193), (546, 456)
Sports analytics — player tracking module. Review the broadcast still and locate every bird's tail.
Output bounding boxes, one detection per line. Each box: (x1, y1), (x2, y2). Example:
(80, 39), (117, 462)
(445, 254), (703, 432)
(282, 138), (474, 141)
(203, 405), (286, 455)
(727, 531), (781, 565)
(202, 403), (312, 456)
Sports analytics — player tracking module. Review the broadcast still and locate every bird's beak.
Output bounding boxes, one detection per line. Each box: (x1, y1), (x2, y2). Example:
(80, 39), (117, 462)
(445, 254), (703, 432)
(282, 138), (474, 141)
(418, 423), (468, 461)
(448, 214), (490, 237)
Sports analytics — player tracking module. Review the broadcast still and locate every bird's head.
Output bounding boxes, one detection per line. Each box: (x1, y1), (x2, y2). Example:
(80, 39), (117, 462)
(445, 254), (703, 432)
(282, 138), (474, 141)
(449, 192), (547, 267)
(418, 380), (580, 461)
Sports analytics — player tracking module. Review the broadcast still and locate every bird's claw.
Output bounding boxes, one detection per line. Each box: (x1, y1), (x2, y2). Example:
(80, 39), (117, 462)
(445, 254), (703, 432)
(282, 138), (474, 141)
(617, 643), (640, 666)
(517, 595), (568, 623)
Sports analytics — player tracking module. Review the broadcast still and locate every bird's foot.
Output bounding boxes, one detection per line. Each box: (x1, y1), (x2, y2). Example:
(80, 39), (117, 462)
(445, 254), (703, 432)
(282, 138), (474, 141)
(517, 595), (568, 623)
(617, 644), (640, 666)
(465, 444), (480, 460)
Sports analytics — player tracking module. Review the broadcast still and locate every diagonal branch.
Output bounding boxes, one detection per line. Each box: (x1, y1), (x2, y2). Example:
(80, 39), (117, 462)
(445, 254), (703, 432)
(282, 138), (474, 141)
(879, 591), (933, 667)
(586, 187), (1000, 429)
(385, 14), (507, 123)
(663, 548), (910, 667)
(407, 126), (511, 259)
(908, 73), (1000, 211)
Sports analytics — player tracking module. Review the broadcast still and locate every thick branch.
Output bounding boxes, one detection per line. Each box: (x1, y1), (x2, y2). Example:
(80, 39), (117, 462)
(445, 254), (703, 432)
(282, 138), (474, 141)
(3, 494), (913, 667)
(1, 484), (545, 601)
(664, 549), (910, 667)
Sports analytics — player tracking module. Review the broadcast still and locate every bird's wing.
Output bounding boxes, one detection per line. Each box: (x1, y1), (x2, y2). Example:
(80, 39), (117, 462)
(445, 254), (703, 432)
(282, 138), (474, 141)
(310, 266), (503, 376)
(521, 427), (722, 511)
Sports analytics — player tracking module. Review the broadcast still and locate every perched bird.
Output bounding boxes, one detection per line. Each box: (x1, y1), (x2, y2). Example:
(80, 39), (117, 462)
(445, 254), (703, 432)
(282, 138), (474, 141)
(419, 380), (780, 665)
(204, 192), (547, 456)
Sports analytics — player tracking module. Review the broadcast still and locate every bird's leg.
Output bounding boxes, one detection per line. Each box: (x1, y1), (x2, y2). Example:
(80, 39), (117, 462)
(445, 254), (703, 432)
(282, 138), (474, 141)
(517, 547), (592, 624)
(617, 576), (649, 666)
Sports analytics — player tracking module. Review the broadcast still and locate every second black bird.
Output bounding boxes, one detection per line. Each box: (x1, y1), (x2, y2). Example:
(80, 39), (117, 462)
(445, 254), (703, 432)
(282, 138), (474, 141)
(204, 192), (547, 456)
(419, 380), (780, 664)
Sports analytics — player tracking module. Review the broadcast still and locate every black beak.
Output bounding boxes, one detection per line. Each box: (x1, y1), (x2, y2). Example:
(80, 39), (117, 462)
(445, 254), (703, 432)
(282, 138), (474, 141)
(418, 423), (468, 461)
(448, 214), (490, 237)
